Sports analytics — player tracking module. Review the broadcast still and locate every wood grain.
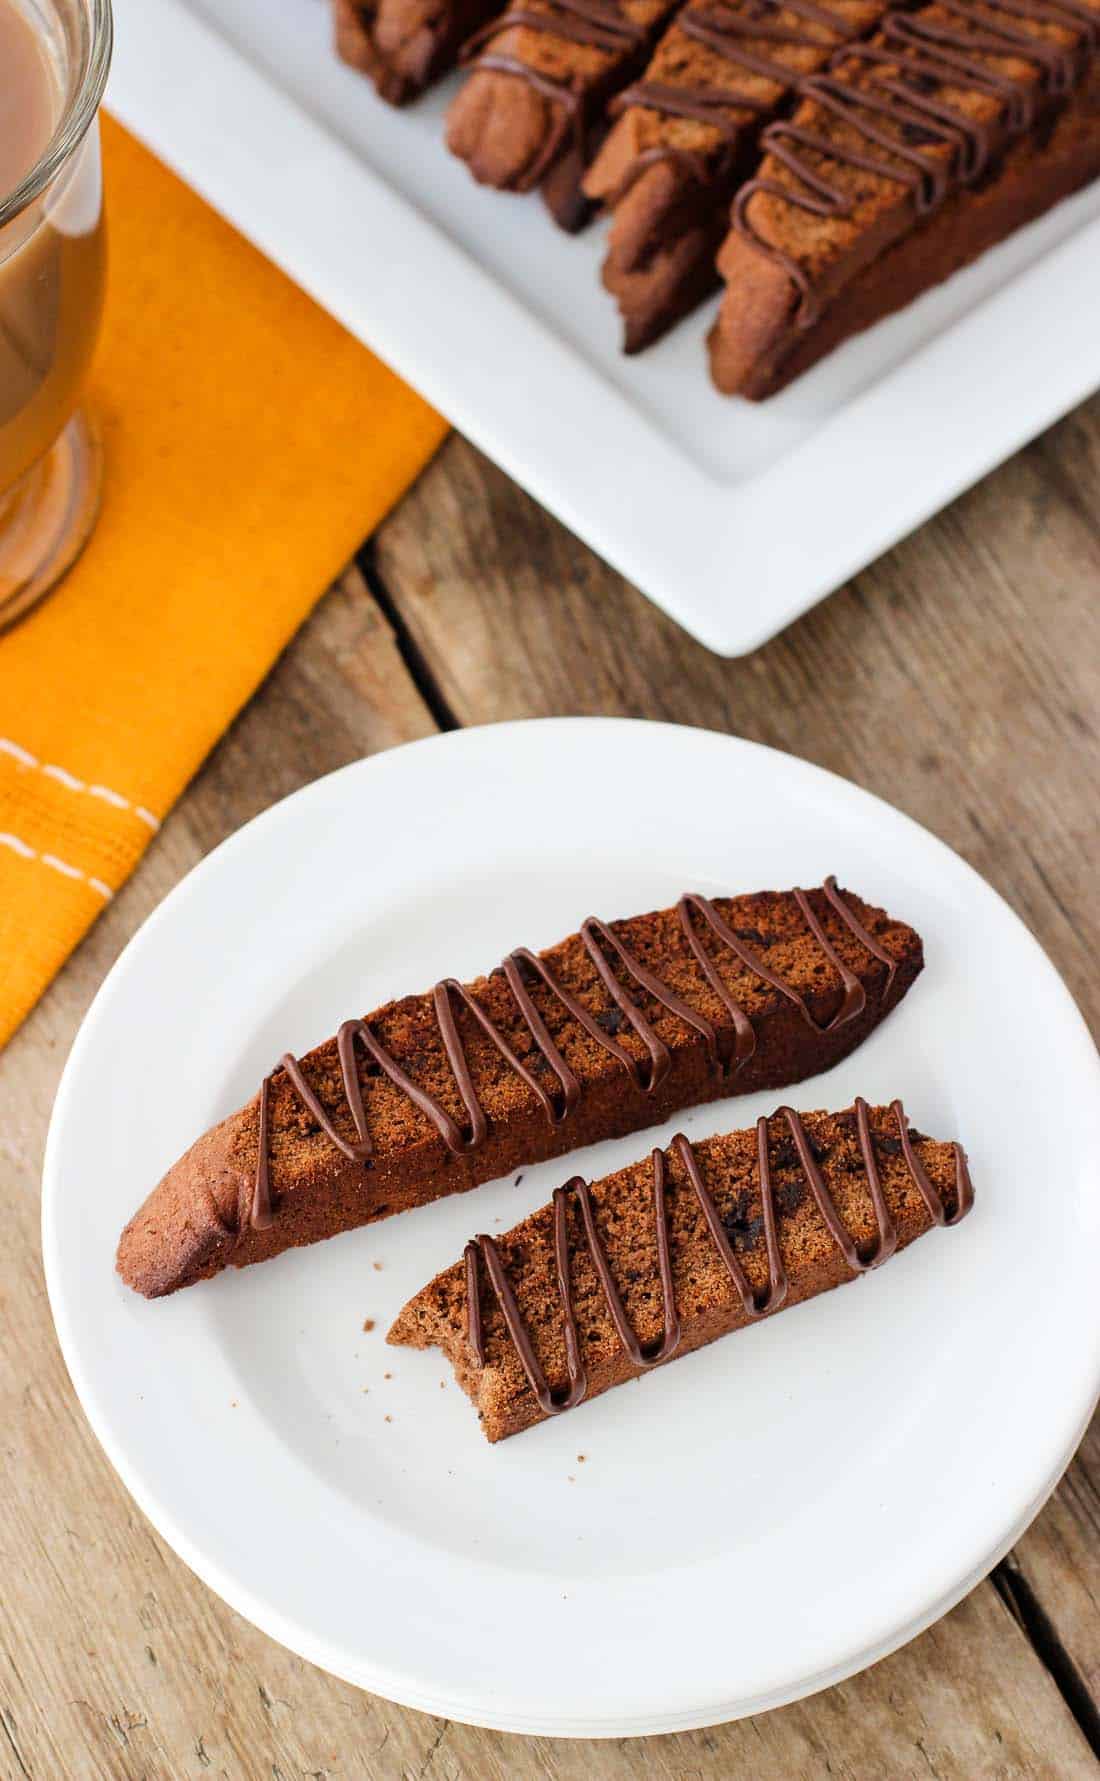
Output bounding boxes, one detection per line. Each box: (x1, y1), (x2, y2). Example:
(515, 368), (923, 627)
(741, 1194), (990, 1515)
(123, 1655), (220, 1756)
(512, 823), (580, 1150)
(371, 395), (1100, 1761)
(372, 400), (1100, 1025)
(3, 399), (1099, 1776)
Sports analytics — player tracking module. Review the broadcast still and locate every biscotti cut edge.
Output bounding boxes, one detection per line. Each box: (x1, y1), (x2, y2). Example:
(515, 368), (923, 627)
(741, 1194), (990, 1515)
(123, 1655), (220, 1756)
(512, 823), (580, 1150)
(333, 0), (501, 103)
(582, 0), (895, 350)
(444, 0), (684, 220)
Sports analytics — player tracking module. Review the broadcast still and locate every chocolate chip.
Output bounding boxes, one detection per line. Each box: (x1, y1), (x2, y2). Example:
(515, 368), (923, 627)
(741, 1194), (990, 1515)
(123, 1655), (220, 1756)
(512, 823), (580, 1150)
(1032, 111), (1058, 155)
(777, 1176), (805, 1217)
(595, 1004), (627, 1036)
(900, 121), (941, 146)
(771, 1135), (798, 1171)
(734, 1213), (766, 1250)
(721, 1191), (765, 1251)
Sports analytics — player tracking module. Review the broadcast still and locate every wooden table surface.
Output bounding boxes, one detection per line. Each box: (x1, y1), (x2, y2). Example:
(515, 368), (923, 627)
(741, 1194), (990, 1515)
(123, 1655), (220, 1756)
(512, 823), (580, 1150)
(3, 399), (1099, 1780)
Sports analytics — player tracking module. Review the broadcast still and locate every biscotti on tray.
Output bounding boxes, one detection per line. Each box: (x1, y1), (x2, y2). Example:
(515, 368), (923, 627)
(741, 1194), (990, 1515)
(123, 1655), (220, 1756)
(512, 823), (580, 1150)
(331, 0), (1099, 384)
(334, 0), (503, 104)
(446, 0), (686, 228)
(390, 1098), (973, 1440)
(708, 0), (1100, 396)
(582, 0), (896, 350)
(117, 879), (921, 1298)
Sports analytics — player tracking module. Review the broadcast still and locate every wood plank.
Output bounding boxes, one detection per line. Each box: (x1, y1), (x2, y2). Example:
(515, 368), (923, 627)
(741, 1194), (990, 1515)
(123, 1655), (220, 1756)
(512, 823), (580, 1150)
(372, 405), (1100, 1022)
(975, 395), (1100, 1742)
(372, 399), (1100, 1761)
(436, 1582), (1098, 1777)
(2, 463), (1097, 1775)
(0, 569), (442, 1780)
(999, 1418), (1100, 1735)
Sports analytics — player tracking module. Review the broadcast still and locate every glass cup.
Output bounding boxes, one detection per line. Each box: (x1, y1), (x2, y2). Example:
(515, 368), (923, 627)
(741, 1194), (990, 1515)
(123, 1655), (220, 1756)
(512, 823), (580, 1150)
(0, 0), (111, 631)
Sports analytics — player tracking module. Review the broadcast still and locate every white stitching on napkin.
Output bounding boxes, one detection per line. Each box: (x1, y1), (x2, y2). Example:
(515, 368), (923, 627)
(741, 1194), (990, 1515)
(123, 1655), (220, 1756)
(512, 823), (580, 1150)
(0, 738), (159, 830)
(0, 831), (112, 899)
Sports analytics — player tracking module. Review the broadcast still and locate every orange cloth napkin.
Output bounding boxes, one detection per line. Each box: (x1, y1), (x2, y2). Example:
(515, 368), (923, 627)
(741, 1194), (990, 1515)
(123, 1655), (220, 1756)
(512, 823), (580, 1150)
(0, 117), (447, 1049)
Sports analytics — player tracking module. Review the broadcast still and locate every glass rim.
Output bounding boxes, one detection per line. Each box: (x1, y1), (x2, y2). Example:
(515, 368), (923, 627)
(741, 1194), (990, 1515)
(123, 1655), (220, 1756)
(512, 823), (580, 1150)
(0, 0), (114, 231)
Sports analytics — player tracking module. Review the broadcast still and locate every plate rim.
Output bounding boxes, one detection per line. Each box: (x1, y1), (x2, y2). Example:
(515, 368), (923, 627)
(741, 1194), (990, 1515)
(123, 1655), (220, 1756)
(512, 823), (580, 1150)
(106, 0), (1100, 657)
(43, 717), (1100, 1735)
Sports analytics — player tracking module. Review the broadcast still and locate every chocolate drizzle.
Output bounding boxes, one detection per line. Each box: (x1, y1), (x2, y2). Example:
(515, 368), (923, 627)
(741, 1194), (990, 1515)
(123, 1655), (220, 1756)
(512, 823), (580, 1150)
(461, 0), (653, 187)
(464, 1098), (973, 1412)
(607, 0), (853, 199)
(249, 877), (897, 1233)
(613, 80), (760, 133)
(598, 132), (723, 209)
(732, 0), (1100, 326)
(681, 0), (853, 83)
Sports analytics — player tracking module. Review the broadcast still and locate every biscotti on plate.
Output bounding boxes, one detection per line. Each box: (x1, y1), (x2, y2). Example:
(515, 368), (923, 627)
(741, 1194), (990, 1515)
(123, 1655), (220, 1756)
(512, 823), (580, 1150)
(582, 0), (896, 350)
(708, 0), (1100, 396)
(390, 1097), (973, 1440)
(117, 878), (921, 1298)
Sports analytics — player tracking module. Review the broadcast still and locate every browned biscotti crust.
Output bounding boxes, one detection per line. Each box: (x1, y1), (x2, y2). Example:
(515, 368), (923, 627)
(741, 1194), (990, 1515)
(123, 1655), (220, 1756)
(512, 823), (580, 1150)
(389, 1101), (971, 1440)
(116, 883), (922, 1299)
(709, 0), (1100, 396)
(333, 0), (502, 103)
(711, 68), (1100, 396)
(445, 0), (683, 225)
(582, 0), (891, 350)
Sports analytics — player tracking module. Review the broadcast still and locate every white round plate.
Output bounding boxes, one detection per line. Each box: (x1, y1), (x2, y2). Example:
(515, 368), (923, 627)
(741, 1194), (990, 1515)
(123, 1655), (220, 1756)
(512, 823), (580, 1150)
(44, 719), (1100, 1737)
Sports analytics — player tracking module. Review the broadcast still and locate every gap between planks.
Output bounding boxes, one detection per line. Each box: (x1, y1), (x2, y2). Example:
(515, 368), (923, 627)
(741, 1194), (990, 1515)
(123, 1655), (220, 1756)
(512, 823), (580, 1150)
(359, 543), (460, 734)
